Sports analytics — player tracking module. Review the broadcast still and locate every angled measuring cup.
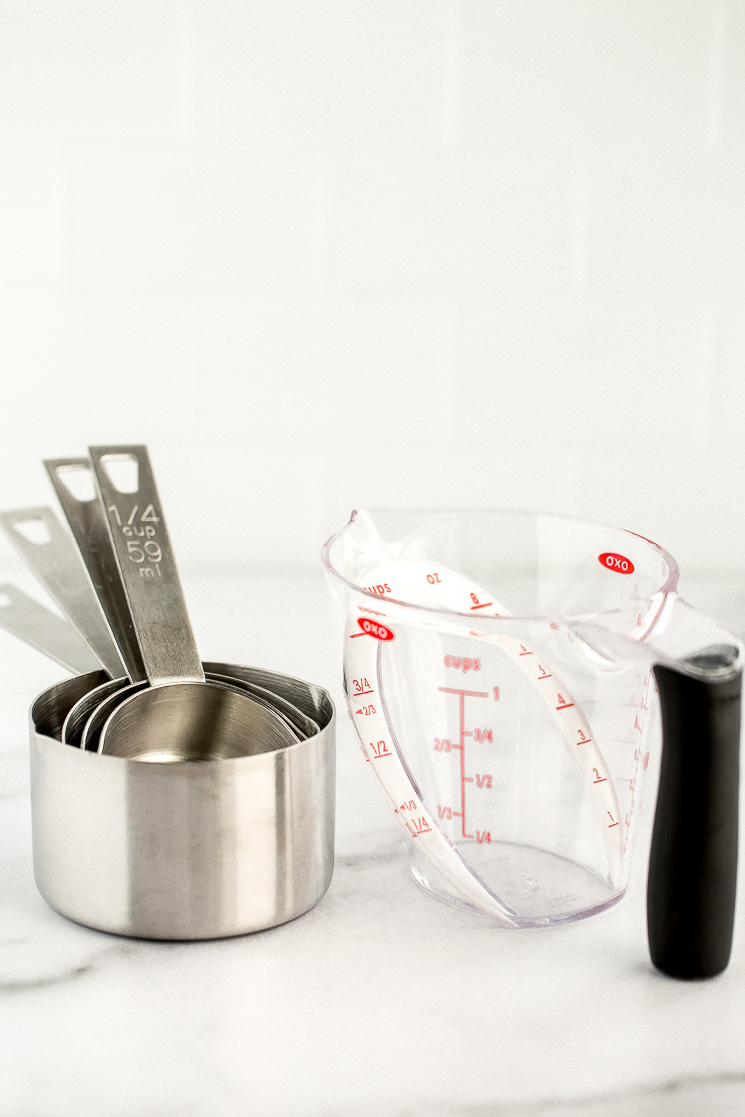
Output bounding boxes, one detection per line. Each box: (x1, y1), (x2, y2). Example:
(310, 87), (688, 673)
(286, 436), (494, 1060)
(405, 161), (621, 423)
(323, 508), (744, 979)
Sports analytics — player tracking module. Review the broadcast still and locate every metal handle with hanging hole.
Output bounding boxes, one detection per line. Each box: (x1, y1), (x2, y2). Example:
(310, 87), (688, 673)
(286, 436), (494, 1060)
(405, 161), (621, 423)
(45, 458), (147, 683)
(88, 445), (205, 686)
(0, 506), (126, 679)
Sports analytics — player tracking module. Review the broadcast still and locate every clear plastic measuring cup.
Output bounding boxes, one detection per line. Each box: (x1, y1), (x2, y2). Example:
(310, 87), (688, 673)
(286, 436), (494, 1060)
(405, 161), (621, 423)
(322, 509), (743, 978)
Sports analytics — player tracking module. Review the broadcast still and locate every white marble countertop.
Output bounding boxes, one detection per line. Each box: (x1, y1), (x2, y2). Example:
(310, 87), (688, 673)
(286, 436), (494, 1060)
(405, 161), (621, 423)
(2, 569), (745, 1117)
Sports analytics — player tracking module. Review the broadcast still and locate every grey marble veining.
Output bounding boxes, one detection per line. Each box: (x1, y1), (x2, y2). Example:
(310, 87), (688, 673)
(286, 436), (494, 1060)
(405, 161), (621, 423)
(1, 570), (744, 1117)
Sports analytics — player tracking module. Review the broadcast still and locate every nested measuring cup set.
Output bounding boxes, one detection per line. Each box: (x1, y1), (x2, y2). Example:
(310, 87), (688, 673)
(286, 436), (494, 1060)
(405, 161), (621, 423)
(0, 446), (334, 940)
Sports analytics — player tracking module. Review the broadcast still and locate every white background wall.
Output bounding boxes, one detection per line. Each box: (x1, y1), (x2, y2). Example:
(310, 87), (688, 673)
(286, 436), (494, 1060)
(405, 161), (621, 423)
(0, 1), (743, 579)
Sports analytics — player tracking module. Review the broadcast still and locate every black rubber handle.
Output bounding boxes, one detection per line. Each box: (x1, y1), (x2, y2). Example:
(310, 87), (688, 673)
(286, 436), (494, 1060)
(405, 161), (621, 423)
(648, 662), (741, 979)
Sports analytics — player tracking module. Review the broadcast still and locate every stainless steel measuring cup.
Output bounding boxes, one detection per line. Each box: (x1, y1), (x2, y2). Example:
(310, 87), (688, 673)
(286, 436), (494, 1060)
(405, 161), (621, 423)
(58, 445), (299, 761)
(29, 665), (336, 938)
(0, 482), (318, 750)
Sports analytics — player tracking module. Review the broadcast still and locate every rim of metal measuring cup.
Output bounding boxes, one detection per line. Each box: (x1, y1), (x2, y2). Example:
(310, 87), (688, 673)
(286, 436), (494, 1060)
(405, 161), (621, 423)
(32, 662), (334, 744)
(79, 674), (313, 753)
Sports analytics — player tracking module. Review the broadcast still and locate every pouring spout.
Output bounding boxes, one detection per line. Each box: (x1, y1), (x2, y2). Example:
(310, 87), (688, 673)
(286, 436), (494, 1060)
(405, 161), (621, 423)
(643, 593), (744, 680)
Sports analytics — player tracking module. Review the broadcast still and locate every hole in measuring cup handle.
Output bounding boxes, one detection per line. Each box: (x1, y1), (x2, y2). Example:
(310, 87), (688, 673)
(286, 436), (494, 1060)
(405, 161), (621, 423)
(98, 453), (140, 494)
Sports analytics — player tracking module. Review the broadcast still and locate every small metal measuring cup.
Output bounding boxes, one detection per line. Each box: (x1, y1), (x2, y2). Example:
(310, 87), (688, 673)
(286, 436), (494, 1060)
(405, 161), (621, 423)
(54, 445), (300, 761)
(0, 499), (314, 751)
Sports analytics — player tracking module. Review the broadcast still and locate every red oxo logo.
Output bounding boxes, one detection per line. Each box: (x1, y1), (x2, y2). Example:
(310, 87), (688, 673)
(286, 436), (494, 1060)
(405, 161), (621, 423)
(356, 617), (395, 641)
(598, 552), (634, 575)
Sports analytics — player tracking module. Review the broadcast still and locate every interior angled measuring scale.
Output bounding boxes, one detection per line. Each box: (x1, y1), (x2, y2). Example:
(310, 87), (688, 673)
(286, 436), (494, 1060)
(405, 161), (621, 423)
(344, 558), (629, 924)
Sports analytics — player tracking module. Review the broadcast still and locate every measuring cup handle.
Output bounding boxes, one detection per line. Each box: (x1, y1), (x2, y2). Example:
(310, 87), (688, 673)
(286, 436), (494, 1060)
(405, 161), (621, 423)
(648, 662), (741, 979)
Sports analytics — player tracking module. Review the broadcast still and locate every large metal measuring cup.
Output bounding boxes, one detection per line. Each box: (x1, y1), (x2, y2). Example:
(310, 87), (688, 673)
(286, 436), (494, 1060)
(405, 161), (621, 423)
(29, 659), (335, 939)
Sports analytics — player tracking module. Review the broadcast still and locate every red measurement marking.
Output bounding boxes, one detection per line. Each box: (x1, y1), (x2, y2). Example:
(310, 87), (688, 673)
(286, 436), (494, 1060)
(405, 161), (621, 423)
(556, 702), (574, 710)
(349, 632), (366, 637)
(458, 692), (467, 837)
(592, 768), (607, 784)
(438, 688), (489, 698)
(518, 650), (533, 656)
(436, 686), (491, 840)
(469, 601), (494, 610)
(537, 673), (552, 680)
(607, 812), (619, 827)
(354, 689), (374, 696)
